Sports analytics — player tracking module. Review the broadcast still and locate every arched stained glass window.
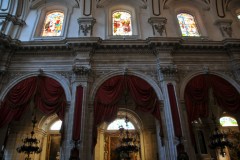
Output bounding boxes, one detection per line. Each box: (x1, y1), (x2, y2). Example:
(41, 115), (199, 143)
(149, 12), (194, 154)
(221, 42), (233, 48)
(107, 119), (135, 130)
(50, 120), (62, 130)
(177, 13), (200, 36)
(220, 117), (238, 127)
(112, 11), (132, 36)
(42, 11), (64, 36)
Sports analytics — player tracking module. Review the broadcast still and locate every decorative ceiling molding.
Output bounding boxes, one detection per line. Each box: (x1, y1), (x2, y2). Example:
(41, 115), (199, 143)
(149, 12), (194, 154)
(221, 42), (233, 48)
(164, 0), (210, 10)
(96, 0), (147, 9)
(30, 0), (80, 9)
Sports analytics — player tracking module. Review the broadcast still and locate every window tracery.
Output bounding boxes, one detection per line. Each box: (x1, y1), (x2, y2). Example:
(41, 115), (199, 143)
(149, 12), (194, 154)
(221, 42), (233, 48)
(177, 13), (200, 36)
(42, 11), (64, 36)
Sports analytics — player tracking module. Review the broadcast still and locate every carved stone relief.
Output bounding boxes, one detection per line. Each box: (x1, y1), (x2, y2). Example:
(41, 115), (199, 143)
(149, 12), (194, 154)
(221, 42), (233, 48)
(148, 17), (167, 36)
(214, 19), (233, 38)
(78, 17), (96, 37)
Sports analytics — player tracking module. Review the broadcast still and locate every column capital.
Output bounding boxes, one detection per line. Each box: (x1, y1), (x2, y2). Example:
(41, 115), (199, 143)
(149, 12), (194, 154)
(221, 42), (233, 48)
(158, 64), (178, 81)
(77, 17), (96, 37)
(148, 17), (167, 37)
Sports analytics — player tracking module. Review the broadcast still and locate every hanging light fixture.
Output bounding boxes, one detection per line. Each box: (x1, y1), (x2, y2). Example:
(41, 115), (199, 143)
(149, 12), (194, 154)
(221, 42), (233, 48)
(115, 90), (140, 160)
(209, 113), (232, 157)
(16, 112), (42, 160)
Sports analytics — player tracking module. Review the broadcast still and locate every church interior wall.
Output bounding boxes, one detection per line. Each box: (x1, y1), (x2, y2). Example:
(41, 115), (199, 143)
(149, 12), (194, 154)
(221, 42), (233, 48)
(0, 0), (240, 160)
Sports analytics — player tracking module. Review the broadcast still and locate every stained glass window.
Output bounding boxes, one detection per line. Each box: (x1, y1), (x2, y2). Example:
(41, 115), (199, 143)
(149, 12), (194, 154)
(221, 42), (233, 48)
(177, 13), (200, 36)
(220, 117), (238, 127)
(50, 120), (62, 130)
(107, 119), (135, 130)
(112, 11), (132, 36)
(42, 12), (64, 36)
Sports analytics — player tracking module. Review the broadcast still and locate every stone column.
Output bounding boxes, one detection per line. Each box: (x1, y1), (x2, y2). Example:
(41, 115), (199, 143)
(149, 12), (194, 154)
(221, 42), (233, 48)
(154, 46), (180, 160)
(155, 102), (167, 160)
(226, 42), (240, 83)
(179, 100), (196, 160)
(66, 48), (93, 160)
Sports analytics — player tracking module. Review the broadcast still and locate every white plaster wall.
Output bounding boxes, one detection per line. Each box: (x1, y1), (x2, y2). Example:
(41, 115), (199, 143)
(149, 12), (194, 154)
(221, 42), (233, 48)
(16, 0), (240, 41)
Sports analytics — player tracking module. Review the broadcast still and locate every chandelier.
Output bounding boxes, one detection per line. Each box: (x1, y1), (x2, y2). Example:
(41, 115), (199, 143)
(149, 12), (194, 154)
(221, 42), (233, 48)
(16, 113), (42, 160)
(115, 115), (140, 160)
(209, 114), (232, 157)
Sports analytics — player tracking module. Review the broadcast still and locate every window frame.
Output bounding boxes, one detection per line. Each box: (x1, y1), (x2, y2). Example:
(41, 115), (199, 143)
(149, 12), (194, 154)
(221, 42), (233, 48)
(32, 4), (70, 40)
(237, 13), (240, 20)
(41, 11), (65, 37)
(177, 12), (200, 37)
(112, 10), (133, 36)
(107, 5), (139, 39)
(174, 7), (208, 38)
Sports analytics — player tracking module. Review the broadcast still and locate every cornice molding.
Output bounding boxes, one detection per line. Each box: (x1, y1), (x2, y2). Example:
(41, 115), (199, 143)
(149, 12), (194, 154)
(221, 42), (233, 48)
(6, 37), (240, 53)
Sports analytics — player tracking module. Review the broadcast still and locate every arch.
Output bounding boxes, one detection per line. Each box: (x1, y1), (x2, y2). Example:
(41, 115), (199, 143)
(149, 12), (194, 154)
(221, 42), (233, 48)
(32, 2), (73, 39)
(102, 109), (143, 132)
(90, 70), (163, 103)
(92, 71), (163, 152)
(38, 114), (60, 132)
(106, 3), (140, 39)
(0, 71), (71, 103)
(167, 0), (208, 37)
(179, 71), (240, 100)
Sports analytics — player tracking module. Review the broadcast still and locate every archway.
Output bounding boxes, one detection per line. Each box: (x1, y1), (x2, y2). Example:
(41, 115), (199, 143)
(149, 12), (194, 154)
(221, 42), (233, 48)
(184, 74), (240, 160)
(93, 75), (163, 160)
(0, 75), (67, 160)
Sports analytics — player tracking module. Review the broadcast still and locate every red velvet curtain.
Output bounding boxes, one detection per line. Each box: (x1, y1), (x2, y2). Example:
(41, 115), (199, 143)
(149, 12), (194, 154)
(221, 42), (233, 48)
(72, 85), (84, 141)
(167, 83), (182, 138)
(92, 76), (126, 151)
(184, 75), (209, 123)
(0, 76), (66, 128)
(0, 77), (37, 127)
(209, 75), (240, 114)
(92, 75), (162, 151)
(184, 74), (240, 145)
(34, 76), (66, 120)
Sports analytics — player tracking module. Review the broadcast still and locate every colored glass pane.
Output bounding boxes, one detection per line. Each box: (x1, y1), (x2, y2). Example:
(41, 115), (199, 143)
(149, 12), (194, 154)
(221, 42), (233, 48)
(220, 117), (238, 127)
(50, 120), (62, 130)
(42, 12), (64, 36)
(177, 13), (200, 36)
(107, 119), (135, 130)
(112, 11), (132, 36)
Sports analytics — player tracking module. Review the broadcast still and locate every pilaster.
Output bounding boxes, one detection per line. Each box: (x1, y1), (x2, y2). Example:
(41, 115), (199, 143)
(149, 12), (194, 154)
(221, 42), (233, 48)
(224, 39), (240, 83)
(68, 48), (94, 160)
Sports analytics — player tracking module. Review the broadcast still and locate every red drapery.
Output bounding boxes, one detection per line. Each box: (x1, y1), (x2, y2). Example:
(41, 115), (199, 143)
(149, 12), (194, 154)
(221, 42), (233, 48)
(92, 75), (162, 151)
(167, 83), (182, 138)
(72, 85), (84, 141)
(0, 76), (66, 128)
(184, 74), (240, 145)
